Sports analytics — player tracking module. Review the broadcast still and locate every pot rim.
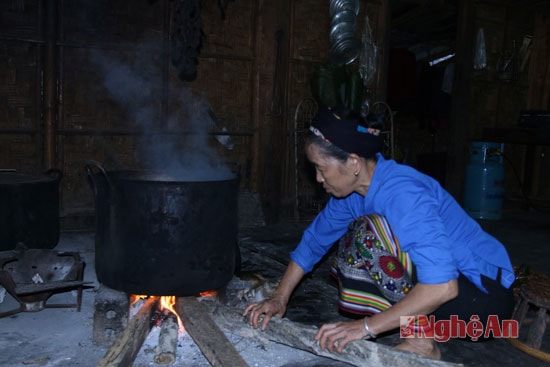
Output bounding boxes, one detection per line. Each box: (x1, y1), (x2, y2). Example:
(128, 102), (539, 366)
(97, 169), (239, 183)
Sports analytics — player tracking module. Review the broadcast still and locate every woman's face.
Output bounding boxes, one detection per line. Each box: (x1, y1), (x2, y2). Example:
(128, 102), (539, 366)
(306, 143), (357, 198)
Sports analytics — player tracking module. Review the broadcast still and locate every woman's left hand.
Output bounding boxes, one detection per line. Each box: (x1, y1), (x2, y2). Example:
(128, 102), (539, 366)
(314, 319), (367, 353)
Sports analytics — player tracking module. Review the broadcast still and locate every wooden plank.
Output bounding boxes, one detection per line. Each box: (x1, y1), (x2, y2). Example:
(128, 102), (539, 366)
(97, 296), (159, 367)
(198, 299), (464, 367)
(175, 296), (248, 367)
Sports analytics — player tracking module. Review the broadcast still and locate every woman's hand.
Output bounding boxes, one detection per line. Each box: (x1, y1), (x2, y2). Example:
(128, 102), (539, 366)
(315, 318), (368, 353)
(243, 297), (287, 331)
(243, 261), (305, 331)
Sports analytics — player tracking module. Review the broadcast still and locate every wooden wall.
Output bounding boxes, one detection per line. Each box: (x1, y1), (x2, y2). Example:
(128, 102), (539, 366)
(2, 0), (544, 226)
(0, 0), (389, 226)
(450, 0), (550, 205)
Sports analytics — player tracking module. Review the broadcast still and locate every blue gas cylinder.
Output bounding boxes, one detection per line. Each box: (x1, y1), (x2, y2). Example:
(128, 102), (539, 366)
(463, 141), (505, 220)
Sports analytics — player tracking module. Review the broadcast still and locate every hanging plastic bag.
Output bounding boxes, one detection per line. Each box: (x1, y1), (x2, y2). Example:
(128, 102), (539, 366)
(473, 28), (487, 70)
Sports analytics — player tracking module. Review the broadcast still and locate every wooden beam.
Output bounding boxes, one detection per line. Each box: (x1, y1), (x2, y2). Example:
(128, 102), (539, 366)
(198, 299), (464, 367)
(97, 296), (159, 367)
(175, 296), (248, 367)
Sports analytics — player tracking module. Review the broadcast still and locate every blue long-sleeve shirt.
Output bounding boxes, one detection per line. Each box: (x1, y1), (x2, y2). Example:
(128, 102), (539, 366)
(290, 154), (515, 293)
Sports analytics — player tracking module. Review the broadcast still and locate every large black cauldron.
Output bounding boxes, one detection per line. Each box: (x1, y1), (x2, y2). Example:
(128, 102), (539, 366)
(85, 161), (239, 296)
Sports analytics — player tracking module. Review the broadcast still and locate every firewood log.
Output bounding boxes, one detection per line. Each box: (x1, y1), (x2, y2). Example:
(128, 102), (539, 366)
(176, 296), (248, 367)
(97, 296), (159, 367)
(154, 313), (178, 364)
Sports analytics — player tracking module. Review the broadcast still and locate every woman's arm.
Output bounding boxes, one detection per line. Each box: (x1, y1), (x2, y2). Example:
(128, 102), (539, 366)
(368, 279), (458, 334)
(243, 260), (305, 330)
(315, 279), (458, 353)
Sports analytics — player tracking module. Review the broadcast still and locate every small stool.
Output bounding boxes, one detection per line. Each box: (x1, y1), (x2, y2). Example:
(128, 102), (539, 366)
(508, 271), (550, 362)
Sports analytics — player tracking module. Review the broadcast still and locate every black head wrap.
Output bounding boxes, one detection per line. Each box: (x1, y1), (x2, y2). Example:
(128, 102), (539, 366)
(310, 106), (383, 159)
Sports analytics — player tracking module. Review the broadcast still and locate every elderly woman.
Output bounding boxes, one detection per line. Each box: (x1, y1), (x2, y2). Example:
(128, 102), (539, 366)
(243, 106), (515, 360)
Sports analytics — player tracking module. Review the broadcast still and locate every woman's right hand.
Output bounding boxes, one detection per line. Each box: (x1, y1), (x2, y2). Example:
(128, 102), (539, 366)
(243, 261), (305, 330)
(242, 297), (287, 331)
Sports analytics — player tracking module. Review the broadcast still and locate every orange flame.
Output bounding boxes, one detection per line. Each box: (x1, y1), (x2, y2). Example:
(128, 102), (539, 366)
(160, 296), (184, 333)
(199, 290), (218, 298)
(130, 291), (219, 334)
(130, 294), (148, 306)
(130, 294), (184, 333)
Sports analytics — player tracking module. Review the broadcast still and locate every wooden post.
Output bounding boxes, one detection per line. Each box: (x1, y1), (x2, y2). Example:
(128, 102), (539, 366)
(97, 296), (159, 367)
(43, 0), (58, 170)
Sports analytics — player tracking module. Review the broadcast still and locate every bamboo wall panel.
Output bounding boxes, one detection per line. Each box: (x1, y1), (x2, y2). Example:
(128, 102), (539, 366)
(0, 0), (40, 39)
(287, 0), (328, 144)
(0, 41), (39, 130)
(0, 2), (41, 174)
(201, 0), (254, 57)
(62, 47), (164, 131)
(292, 0), (330, 61)
(58, 0), (256, 212)
(59, 0), (166, 212)
(0, 135), (42, 172)
(0, 18), (41, 173)
(61, 0), (163, 45)
(178, 57), (252, 131)
(2, 0), (542, 221)
(59, 135), (139, 209)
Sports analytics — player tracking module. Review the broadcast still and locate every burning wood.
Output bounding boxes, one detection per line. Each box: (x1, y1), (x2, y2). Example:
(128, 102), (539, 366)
(97, 296), (159, 367)
(97, 292), (250, 367)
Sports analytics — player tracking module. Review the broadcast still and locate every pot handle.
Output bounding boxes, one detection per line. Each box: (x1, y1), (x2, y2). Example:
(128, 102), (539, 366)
(84, 160), (113, 199)
(45, 168), (63, 182)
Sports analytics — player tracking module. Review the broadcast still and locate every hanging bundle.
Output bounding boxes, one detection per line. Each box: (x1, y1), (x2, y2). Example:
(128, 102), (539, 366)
(171, 0), (203, 81)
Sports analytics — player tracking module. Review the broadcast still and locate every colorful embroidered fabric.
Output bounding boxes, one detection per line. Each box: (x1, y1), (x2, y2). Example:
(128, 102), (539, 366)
(330, 214), (415, 315)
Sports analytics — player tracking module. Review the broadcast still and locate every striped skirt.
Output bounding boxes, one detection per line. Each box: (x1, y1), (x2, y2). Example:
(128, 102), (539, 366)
(330, 214), (415, 316)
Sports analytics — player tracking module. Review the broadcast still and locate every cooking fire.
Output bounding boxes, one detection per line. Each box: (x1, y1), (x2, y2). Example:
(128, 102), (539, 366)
(97, 288), (248, 367)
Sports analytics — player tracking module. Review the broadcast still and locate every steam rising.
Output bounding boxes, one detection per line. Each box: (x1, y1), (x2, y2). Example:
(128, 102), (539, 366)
(90, 47), (234, 181)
